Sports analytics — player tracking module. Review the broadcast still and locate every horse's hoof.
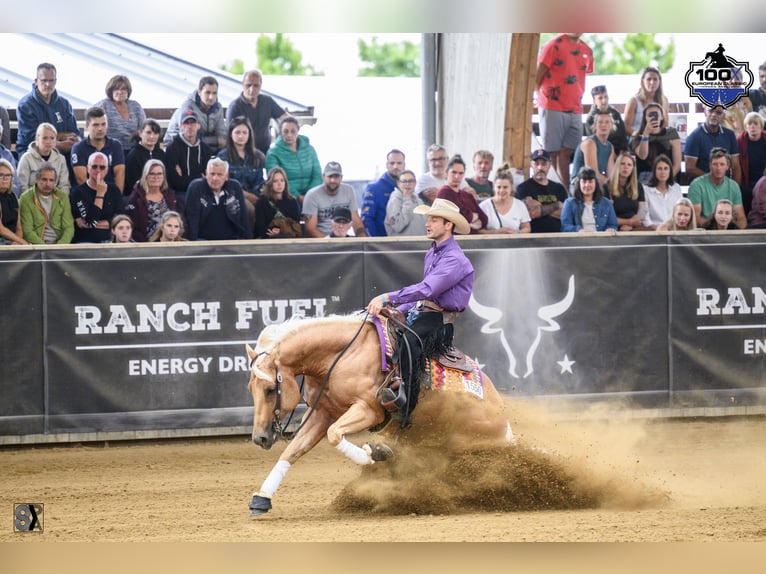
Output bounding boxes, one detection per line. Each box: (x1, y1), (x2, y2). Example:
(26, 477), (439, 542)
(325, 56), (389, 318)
(364, 442), (394, 462)
(249, 494), (272, 515)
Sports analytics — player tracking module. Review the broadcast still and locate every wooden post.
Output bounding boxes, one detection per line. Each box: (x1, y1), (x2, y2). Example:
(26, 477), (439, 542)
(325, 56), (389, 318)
(503, 33), (540, 170)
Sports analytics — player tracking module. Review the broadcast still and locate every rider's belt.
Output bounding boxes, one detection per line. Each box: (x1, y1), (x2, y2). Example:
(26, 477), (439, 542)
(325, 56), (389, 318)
(415, 300), (457, 324)
(416, 300), (446, 312)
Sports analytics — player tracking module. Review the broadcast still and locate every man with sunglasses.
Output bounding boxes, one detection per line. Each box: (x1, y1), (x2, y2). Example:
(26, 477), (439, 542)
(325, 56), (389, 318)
(69, 152), (124, 243)
(684, 105), (741, 185)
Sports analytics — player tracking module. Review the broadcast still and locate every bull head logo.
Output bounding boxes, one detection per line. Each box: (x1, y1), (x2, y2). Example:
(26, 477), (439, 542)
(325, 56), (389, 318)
(469, 275), (575, 378)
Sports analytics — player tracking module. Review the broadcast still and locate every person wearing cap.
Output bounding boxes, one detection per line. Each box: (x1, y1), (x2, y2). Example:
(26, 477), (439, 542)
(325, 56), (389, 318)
(163, 109), (214, 202)
(684, 105), (741, 185)
(560, 167), (618, 233)
(328, 206), (353, 237)
(164, 76), (227, 155)
(361, 148), (405, 236)
(366, 198), (472, 424)
(515, 149), (568, 233)
(302, 161), (365, 238)
(585, 85), (629, 154)
(70, 106), (126, 194)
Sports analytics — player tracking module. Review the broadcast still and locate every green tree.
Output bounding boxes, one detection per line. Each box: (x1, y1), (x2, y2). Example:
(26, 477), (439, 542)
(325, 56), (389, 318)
(357, 37), (420, 77)
(220, 33), (323, 76)
(586, 33), (675, 75)
(538, 33), (675, 75)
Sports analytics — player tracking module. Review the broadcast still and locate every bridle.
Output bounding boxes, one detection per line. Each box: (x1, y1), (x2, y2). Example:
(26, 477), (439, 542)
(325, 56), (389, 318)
(249, 349), (297, 441)
(249, 311), (370, 442)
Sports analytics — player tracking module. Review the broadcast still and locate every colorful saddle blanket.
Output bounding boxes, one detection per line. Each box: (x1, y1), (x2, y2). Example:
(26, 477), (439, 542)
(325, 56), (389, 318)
(370, 315), (485, 400)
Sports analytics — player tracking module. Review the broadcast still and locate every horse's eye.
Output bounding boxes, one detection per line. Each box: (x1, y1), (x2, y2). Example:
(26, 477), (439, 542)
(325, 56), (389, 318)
(265, 386), (277, 397)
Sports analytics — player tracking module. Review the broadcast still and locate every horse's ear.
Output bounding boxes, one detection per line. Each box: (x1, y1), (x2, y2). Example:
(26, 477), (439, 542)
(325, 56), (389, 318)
(246, 343), (257, 361)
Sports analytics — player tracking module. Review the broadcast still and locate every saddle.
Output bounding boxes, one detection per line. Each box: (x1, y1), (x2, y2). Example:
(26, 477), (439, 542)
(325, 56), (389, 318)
(379, 308), (473, 373)
(374, 309), (474, 415)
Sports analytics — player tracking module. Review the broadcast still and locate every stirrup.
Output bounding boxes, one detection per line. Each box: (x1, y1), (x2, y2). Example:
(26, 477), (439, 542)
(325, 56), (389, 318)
(377, 386), (406, 412)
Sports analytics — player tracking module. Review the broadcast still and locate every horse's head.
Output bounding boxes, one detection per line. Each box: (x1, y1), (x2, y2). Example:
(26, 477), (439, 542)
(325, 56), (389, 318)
(246, 342), (301, 449)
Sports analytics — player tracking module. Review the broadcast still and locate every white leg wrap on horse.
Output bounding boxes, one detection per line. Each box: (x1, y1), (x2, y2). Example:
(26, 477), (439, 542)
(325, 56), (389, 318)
(506, 422), (516, 444)
(257, 459), (291, 498)
(335, 437), (373, 465)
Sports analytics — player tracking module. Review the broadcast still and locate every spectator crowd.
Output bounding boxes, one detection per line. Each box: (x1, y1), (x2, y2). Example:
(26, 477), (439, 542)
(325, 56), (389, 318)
(3, 45), (766, 246)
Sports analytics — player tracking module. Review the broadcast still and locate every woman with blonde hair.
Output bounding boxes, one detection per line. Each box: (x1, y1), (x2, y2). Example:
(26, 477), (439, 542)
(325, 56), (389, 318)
(657, 197), (698, 231)
(149, 211), (186, 242)
(16, 123), (70, 193)
(478, 164), (531, 234)
(605, 151), (648, 231)
(624, 66), (670, 136)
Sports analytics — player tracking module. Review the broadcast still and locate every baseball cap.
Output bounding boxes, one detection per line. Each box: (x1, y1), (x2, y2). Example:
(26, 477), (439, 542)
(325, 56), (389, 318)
(323, 161), (343, 176)
(331, 207), (352, 223)
(180, 109), (199, 123)
(531, 149), (551, 162)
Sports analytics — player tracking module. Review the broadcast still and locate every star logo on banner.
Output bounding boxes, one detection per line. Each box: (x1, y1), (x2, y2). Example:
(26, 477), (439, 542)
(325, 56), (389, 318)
(557, 354), (575, 374)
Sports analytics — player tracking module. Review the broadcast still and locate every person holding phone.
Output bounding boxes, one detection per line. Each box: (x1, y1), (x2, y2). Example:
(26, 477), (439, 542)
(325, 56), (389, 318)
(630, 102), (681, 183)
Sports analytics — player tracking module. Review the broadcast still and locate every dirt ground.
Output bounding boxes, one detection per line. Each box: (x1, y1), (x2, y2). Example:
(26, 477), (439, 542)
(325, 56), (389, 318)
(2, 400), (766, 543)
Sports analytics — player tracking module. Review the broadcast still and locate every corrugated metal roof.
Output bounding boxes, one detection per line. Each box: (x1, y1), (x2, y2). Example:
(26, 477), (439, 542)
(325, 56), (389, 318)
(0, 33), (313, 116)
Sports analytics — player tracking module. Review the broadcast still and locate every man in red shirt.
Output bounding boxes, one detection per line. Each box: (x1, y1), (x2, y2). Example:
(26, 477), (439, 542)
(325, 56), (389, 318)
(536, 33), (594, 190)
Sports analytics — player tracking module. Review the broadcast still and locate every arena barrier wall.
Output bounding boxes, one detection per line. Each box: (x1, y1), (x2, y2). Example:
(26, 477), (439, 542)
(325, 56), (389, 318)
(3, 233), (766, 442)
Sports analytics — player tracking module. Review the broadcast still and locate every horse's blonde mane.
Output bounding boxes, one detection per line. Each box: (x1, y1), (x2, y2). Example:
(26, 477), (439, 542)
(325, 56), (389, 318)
(254, 314), (366, 354)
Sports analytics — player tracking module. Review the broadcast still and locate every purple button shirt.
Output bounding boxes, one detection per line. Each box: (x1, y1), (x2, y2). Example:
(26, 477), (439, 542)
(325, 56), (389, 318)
(386, 236), (474, 312)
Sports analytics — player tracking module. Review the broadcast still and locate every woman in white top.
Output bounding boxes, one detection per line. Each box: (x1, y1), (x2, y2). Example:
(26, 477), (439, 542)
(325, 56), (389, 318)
(642, 154), (683, 230)
(623, 66), (669, 136)
(478, 165), (531, 234)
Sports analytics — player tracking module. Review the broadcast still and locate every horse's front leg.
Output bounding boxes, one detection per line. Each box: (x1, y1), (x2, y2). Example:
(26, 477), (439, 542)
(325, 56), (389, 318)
(249, 410), (332, 516)
(327, 401), (390, 465)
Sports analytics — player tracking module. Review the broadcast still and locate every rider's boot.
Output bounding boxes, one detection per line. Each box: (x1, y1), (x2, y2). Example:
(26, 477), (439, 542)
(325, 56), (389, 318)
(377, 377), (407, 412)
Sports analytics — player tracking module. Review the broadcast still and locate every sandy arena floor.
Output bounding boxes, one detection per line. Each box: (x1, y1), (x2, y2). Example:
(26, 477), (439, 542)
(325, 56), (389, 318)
(2, 399), (765, 543)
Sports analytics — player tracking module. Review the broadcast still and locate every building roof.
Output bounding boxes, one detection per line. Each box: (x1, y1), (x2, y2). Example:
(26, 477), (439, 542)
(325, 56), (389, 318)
(0, 33), (314, 118)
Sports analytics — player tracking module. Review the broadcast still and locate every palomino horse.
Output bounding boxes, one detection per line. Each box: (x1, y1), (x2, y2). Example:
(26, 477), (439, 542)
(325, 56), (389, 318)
(245, 314), (514, 516)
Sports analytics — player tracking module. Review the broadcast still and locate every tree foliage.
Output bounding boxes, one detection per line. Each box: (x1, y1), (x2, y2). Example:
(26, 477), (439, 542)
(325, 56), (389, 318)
(539, 33), (675, 75)
(357, 37), (420, 77)
(220, 33), (323, 76)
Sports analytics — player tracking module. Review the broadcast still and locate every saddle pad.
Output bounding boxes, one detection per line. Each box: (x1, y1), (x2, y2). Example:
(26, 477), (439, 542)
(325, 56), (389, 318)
(425, 356), (485, 400)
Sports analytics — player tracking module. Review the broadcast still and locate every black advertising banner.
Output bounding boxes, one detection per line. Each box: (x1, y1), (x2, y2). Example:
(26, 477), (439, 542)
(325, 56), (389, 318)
(366, 235), (669, 404)
(42, 242), (365, 432)
(669, 235), (766, 406)
(4, 233), (766, 440)
(0, 250), (44, 434)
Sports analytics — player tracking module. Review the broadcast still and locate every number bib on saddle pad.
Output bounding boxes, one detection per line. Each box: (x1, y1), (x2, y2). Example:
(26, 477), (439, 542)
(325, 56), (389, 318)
(423, 356), (485, 400)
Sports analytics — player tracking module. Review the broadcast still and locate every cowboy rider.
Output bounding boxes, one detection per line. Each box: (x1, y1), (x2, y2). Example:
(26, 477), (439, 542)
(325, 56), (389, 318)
(366, 198), (473, 424)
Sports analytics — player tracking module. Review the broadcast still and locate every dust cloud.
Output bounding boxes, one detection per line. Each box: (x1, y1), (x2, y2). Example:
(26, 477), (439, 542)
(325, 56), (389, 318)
(335, 398), (766, 515)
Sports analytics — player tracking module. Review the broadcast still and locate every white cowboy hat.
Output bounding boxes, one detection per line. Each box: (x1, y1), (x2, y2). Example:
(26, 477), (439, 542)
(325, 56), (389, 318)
(413, 198), (471, 235)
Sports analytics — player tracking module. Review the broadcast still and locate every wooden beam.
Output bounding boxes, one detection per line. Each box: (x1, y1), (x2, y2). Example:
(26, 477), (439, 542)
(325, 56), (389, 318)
(503, 33), (540, 170)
